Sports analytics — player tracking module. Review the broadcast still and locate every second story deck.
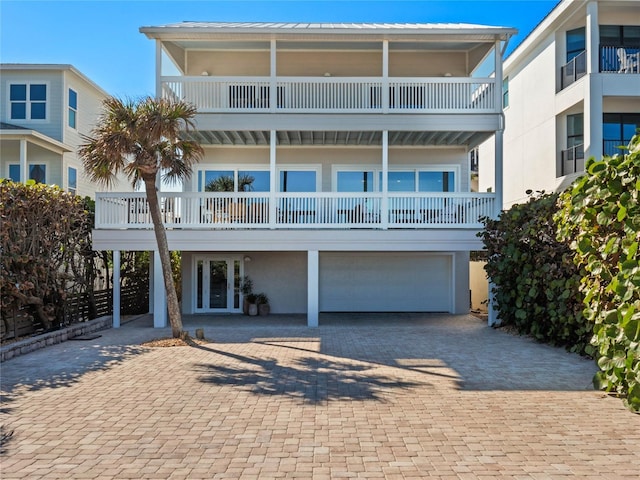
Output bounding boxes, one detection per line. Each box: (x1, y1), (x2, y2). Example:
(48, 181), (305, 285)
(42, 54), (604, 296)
(162, 76), (497, 114)
(96, 191), (495, 231)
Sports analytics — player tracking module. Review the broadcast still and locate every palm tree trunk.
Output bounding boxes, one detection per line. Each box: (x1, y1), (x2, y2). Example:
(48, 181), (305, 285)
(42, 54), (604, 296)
(144, 179), (184, 338)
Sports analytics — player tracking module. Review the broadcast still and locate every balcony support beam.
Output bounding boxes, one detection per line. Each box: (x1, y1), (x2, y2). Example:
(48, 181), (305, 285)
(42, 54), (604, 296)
(153, 250), (167, 328)
(307, 250), (319, 327)
(112, 250), (121, 328)
(381, 130), (389, 230)
(269, 130), (277, 229)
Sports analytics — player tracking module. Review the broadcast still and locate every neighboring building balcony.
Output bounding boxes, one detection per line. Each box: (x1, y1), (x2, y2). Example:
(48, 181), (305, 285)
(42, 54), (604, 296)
(560, 51), (587, 89)
(600, 45), (640, 74)
(561, 46), (639, 90)
(95, 191), (495, 230)
(561, 144), (585, 175)
(161, 76), (497, 114)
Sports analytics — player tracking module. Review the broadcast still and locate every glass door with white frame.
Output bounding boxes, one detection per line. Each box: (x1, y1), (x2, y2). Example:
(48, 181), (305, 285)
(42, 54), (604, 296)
(195, 257), (242, 313)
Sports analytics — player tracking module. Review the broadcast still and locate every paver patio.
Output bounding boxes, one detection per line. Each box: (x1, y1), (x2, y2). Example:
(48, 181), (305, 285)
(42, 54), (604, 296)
(1, 313), (639, 479)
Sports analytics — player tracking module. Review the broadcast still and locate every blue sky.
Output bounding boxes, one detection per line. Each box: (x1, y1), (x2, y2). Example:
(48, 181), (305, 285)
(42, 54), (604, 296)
(1, 0), (558, 97)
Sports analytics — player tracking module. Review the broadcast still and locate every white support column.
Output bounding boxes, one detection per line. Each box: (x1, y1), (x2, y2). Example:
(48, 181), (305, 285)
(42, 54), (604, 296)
(155, 40), (162, 99)
(112, 250), (121, 328)
(494, 130), (504, 216)
(488, 280), (500, 327)
(382, 40), (389, 113)
(307, 250), (319, 328)
(19, 139), (27, 183)
(270, 39), (277, 112)
(148, 251), (154, 314)
(586, 2), (599, 76)
(585, 1), (602, 159)
(381, 130), (389, 230)
(494, 40), (505, 216)
(269, 130), (277, 228)
(153, 250), (167, 328)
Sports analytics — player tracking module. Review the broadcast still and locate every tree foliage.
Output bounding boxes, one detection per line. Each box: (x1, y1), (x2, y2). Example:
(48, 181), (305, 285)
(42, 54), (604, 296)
(80, 96), (203, 338)
(479, 192), (590, 355)
(0, 180), (94, 330)
(556, 135), (640, 413)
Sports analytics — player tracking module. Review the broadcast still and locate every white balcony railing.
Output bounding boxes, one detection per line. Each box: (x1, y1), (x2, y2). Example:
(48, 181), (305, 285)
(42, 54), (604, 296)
(161, 76), (497, 113)
(95, 192), (496, 230)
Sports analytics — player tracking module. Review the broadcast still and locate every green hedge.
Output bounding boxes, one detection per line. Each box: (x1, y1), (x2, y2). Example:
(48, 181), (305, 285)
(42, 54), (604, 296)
(556, 136), (640, 413)
(479, 192), (591, 355)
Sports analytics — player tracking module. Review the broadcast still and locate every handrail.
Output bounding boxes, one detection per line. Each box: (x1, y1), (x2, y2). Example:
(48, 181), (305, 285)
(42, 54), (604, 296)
(161, 76), (497, 113)
(95, 191), (495, 230)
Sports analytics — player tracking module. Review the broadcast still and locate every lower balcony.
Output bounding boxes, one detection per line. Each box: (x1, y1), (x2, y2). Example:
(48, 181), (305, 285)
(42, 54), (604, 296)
(95, 192), (496, 230)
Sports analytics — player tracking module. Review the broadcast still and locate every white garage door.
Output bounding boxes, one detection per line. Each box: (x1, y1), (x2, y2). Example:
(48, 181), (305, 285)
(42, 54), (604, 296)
(319, 252), (452, 312)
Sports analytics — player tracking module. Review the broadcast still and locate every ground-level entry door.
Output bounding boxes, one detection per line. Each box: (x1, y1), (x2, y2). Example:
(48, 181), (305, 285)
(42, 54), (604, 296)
(195, 256), (242, 313)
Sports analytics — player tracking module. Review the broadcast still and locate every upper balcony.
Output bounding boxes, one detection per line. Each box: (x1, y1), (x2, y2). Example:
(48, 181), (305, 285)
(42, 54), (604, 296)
(560, 45), (640, 90)
(95, 191), (495, 231)
(161, 76), (497, 114)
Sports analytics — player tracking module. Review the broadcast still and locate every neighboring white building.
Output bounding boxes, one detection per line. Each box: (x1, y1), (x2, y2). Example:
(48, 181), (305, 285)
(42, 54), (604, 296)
(0, 64), (130, 197)
(478, 0), (640, 207)
(92, 22), (515, 327)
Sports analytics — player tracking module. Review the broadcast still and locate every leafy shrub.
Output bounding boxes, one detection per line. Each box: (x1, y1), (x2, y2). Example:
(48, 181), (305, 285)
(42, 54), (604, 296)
(0, 180), (94, 329)
(479, 192), (591, 355)
(556, 136), (640, 413)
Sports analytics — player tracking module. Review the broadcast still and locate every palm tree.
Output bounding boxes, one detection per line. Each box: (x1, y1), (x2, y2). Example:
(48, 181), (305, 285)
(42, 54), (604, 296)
(79, 96), (204, 338)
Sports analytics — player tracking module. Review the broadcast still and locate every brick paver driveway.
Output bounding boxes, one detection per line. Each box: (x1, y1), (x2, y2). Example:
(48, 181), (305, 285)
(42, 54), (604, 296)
(1, 314), (639, 479)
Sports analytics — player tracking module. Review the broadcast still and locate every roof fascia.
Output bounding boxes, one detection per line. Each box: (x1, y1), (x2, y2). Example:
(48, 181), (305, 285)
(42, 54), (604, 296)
(504, 0), (587, 71)
(0, 130), (73, 154)
(0, 63), (111, 98)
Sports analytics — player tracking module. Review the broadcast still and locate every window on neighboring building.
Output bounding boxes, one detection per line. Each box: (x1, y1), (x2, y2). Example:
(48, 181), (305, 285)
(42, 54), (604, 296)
(29, 164), (46, 183)
(600, 25), (640, 47)
(502, 77), (509, 108)
(10, 84), (47, 120)
(8, 165), (21, 182)
(566, 27), (586, 61)
(6, 164), (47, 183)
(68, 166), (77, 195)
(567, 113), (584, 149)
(68, 89), (78, 129)
(603, 113), (640, 156)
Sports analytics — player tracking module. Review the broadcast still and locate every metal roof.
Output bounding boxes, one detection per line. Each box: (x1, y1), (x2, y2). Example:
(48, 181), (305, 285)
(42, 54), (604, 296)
(141, 21), (516, 39)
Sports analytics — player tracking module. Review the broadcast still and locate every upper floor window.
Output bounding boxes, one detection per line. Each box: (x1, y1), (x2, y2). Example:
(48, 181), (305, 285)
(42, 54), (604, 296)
(279, 170), (317, 192)
(600, 25), (640, 73)
(10, 83), (47, 120)
(566, 28), (586, 62)
(502, 77), (509, 108)
(68, 166), (77, 195)
(68, 89), (78, 129)
(199, 169), (270, 192)
(600, 25), (640, 48)
(337, 171), (375, 192)
(603, 113), (640, 156)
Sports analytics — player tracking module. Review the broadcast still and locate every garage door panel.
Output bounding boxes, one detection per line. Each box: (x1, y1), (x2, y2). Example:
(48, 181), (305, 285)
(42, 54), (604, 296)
(320, 253), (451, 312)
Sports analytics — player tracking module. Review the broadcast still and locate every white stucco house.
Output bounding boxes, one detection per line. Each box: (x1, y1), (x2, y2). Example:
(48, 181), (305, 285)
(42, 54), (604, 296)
(92, 22), (516, 327)
(0, 64), (130, 197)
(478, 0), (640, 207)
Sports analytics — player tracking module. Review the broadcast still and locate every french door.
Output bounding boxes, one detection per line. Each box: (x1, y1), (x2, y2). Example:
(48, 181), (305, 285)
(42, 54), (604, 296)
(194, 256), (242, 313)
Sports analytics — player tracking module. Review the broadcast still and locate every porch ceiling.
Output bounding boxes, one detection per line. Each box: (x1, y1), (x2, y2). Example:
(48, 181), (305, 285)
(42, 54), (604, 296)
(184, 130), (492, 147)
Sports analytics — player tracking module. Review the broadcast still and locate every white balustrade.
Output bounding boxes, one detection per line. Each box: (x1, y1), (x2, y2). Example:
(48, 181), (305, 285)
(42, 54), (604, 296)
(95, 192), (495, 230)
(161, 76), (496, 113)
